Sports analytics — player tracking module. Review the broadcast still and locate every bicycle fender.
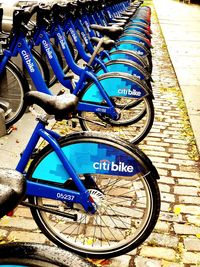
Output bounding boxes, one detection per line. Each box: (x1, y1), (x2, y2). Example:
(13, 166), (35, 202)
(82, 72), (153, 103)
(31, 139), (144, 183)
(107, 50), (148, 68)
(112, 41), (150, 56)
(119, 34), (153, 49)
(95, 59), (150, 80)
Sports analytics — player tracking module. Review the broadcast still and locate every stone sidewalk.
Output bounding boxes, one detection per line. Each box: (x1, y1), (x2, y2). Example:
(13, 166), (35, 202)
(1, 1), (200, 266)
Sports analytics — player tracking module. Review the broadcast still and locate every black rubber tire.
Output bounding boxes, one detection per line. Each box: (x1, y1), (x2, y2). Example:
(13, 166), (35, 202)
(0, 242), (93, 267)
(27, 132), (160, 258)
(0, 60), (30, 128)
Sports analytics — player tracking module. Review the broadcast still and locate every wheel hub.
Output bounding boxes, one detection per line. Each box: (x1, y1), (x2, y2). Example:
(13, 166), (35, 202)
(88, 189), (105, 209)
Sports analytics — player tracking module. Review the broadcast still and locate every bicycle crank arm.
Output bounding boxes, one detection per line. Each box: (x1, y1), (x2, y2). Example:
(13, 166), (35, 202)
(22, 201), (77, 221)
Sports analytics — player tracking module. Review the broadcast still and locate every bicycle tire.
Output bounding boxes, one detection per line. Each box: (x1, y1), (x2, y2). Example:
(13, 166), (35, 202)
(27, 132), (160, 258)
(0, 60), (30, 128)
(0, 242), (92, 267)
(78, 73), (154, 144)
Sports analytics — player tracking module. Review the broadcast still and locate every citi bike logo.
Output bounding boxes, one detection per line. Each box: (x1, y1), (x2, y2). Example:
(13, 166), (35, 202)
(42, 40), (53, 59)
(80, 31), (88, 45)
(57, 32), (66, 49)
(84, 21), (91, 32)
(93, 159), (134, 173)
(118, 88), (142, 97)
(21, 50), (35, 72)
(137, 50), (144, 56)
(68, 28), (78, 43)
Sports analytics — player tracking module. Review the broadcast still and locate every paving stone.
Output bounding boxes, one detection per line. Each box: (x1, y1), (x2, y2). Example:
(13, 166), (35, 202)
(160, 212), (183, 223)
(158, 184), (171, 193)
(140, 145), (166, 152)
(148, 156), (167, 163)
(186, 215), (200, 226)
(14, 207), (32, 218)
(168, 148), (189, 154)
(174, 223), (200, 235)
(107, 255), (131, 267)
(173, 205), (200, 215)
(172, 143), (188, 149)
(140, 246), (176, 261)
(160, 202), (171, 212)
(144, 150), (171, 158)
(147, 233), (179, 248)
(154, 162), (177, 170)
(135, 256), (161, 267)
(177, 178), (200, 187)
(154, 221), (170, 233)
(163, 139), (188, 145)
(171, 171), (200, 179)
(179, 196), (200, 205)
(172, 154), (191, 160)
(184, 237), (200, 251)
(159, 176), (175, 185)
(168, 158), (197, 166)
(8, 231), (47, 243)
(0, 217), (38, 230)
(174, 186), (199, 196)
(182, 251), (200, 264)
(161, 193), (175, 203)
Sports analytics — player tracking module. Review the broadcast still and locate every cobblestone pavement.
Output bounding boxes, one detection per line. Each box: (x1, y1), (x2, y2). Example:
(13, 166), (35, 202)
(1, 1), (200, 266)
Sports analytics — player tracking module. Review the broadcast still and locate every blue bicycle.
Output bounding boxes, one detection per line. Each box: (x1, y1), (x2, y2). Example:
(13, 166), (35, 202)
(0, 89), (160, 258)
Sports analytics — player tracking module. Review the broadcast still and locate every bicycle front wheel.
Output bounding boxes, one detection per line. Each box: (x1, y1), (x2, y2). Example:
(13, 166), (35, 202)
(0, 242), (91, 267)
(0, 60), (30, 128)
(27, 132), (160, 258)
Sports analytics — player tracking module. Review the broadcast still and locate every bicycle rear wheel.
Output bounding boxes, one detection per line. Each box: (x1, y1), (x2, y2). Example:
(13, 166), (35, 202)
(0, 60), (30, 128)
(27, 132), (160, 258)
(78, 73), (154, 144)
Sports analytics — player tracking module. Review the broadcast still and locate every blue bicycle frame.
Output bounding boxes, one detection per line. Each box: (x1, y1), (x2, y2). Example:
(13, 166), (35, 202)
(15, 119), (96, 213)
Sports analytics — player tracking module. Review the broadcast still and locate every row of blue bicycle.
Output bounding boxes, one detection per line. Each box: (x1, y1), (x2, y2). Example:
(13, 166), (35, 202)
(0, 0), (161, 264)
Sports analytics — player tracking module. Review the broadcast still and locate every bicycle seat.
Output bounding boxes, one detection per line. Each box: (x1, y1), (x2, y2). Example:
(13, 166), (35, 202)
(24, 91), (78, 121)
(90, 25), (123, 40)
(90, 37), (115, 50)
(0, 168), (26, 218)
